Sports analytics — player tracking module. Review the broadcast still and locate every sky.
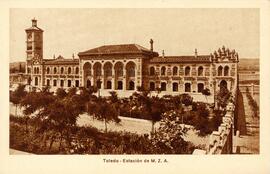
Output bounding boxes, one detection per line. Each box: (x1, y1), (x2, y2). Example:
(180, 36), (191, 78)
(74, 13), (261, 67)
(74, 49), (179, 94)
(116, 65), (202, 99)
(10, 8), (259, 62)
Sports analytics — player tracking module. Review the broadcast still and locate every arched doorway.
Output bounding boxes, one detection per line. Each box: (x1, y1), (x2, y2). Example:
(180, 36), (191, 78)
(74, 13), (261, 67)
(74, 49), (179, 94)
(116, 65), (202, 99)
(128, 81), (135, 90)
(220, 80), (227, 90)
(34, 77), (38, 86)
(197, 83), (204, 93)
(106, 80), (112, 89)
(86, 79), (91, 88)
(117, 81), (123, 90)
(185, 83), (191, 92)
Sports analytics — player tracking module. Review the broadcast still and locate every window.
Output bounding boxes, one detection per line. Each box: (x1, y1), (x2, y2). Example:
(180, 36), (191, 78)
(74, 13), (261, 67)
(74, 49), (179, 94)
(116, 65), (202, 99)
(149, 82), (155, 91)
(68, 67), (72, 74)
(34, 67), (36, 74)
(173, 82), (178, 91)
(218, 66), (223, 76)
(60, 67), (64, 74)
(46, 79), (50, 86)
(224, 66), (229, 76)
(54, 67), (57, 74)
(185, 66), (191, 76)
(46, 67), (50, 74)
(173, 67), (178, 76)
(75, 80), (79, 87)
(67, 80), (72, 87)
(60, 80), (64, 87)
(197, 83), (204, 93)
(161, 66), (166, 76)
(149, 67), (155, 76)
(37, 67), (39, 74)
(75, 67), (79, 74)
(27, 68), (31, 74)
(198, 66), (203, 76)
(53, 80), (57, 86)
(185, 83), (191, 92)
(161, 82), (166, 91)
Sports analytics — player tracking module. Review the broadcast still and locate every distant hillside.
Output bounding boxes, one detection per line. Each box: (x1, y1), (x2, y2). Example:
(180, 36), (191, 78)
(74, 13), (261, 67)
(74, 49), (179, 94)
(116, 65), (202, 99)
(238, 58), (259, 71)
(10, 62), (26, 73)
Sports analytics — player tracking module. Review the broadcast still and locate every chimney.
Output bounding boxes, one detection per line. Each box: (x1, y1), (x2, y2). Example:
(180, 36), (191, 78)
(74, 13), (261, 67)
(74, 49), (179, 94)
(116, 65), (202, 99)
(32, 18), (37, 27)
(150, 39), (153, 52)
(53, 54), (55, 59)
(195, 48), (198, 58)
(162, 50), (165, 58)
(72, 53), (75, 60)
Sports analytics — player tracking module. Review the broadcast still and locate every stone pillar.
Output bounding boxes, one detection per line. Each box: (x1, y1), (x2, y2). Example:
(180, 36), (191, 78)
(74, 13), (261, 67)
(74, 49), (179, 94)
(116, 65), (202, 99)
(123, 64), (126, 90)
(251, 83), (254, 97)
(101, 64), (104, 90)
(112, 67), (115, 90)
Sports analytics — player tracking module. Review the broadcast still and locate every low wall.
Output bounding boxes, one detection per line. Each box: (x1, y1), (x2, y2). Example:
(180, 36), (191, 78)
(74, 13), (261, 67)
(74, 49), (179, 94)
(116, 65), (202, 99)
(193, 88), (237, 154)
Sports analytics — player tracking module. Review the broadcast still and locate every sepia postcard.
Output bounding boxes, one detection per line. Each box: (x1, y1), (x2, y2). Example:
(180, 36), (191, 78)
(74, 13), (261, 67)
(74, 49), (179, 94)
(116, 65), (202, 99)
(1, 0), (270, 174)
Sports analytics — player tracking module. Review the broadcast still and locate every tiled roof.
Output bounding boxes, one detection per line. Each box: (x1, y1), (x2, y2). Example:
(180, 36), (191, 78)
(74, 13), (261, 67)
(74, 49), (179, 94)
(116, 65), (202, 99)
(78, 44), (157, 56)
(44, 57), (79, 65)
(25, 26), (43, 32)
(149, 55), (211, 63)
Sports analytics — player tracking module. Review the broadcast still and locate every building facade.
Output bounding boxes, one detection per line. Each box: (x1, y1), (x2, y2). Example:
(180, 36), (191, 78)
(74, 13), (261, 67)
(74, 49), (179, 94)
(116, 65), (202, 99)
(25, 19), (239, 102)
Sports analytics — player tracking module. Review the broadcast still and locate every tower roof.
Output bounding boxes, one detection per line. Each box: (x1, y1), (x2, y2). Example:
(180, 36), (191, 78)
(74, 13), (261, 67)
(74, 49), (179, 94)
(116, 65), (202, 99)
(25, 18), (43, 32)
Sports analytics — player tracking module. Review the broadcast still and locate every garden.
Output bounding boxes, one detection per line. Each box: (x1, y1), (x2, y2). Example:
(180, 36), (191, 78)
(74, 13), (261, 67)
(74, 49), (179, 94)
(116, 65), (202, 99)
(9, 85), (231, 154)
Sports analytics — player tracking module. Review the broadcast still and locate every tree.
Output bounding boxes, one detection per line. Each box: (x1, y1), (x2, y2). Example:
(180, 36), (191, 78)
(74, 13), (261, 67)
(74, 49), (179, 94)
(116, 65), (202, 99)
(180, 94), (193, 106)
(216, 87), (231, 109)
(10, 84), (27, 117)
(202, 88), (211, 103)
(88, 97), (120, 133)
(151, 110), (193, 154)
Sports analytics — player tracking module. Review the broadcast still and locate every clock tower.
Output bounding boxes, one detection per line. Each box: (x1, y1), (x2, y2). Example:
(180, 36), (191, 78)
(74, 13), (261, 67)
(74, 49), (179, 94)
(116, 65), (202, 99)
(25, 18), (44, 87)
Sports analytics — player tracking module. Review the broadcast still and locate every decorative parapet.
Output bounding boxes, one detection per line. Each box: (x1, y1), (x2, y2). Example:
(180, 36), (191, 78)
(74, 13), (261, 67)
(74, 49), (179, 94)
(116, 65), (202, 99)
(192, 88), (237, 155)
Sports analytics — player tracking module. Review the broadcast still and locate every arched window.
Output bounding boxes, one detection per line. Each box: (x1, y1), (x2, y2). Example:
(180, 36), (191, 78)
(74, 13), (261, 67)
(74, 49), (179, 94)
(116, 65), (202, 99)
(37, 67), (39, 74)
(161, 82), (166, 91)
(149, 67), (155, 76)
(173, 82), (178, 91)
(46, 79), (50, 86)
(198, 66), (203, 76)
(197, 83), (204, 93)
(185, 83), (191, 92)
(161, 66), (166, 76)
(75, 80), (79, 87)
(149, 82), (155, 91)
(60, 80), (64, 87)
(53, 79), (57, 86)
(224, 66), (229, 76)
(34, 67), (36, 74)
(54, 67), (57, 74)
(185, 66), (191, 76)
(173, 67), (178, 76)
(46, 67), (50, 74)
(68, 67), (72, 74)
(218, 66), (223, 76)
(67, 80), (72, 87)
(75, 67), (79, 74)
(27, 68), (31, 74)
(126, 62), (135, 77)
(60, 67), (64, 74)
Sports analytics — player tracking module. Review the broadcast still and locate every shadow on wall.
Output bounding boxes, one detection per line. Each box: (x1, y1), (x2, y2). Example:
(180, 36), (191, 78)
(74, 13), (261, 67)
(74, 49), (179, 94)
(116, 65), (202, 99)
(236, 90), (247, 135)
